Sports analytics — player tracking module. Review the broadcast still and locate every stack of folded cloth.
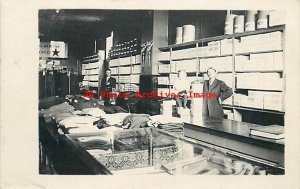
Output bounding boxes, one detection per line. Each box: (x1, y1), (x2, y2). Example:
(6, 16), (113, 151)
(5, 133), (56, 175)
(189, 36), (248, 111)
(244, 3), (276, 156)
(39, 96), (66, 110)
(39, 102), (75, 123)
(148, 115), (184, 136)
(58, 116), (101, 134)
(69, 95), (102, 110)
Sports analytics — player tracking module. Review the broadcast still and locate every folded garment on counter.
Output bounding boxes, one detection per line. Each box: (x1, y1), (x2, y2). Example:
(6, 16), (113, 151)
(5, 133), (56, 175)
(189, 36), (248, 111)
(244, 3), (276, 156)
(103, 105), (128, 114)
(39, 102), (74, 115)
(101, 113), (131, 126)
(69, 96), (101, 110)
(59, 116), (100, 128)
(122, 114), (150, 129)
(66, 125), (102, 134)
(54, 113), (77, 123)
(39, 96), (66, 110)
(82, 108), (106, 118)
(148, 115), (184, 125)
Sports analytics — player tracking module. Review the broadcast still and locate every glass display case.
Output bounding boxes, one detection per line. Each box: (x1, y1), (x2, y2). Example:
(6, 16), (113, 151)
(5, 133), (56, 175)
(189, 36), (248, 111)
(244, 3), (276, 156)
(64, 127), (284, 175)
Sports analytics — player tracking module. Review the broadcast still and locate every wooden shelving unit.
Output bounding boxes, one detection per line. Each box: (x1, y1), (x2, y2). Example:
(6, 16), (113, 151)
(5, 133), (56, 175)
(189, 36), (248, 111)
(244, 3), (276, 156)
(157, 25), (285, 124)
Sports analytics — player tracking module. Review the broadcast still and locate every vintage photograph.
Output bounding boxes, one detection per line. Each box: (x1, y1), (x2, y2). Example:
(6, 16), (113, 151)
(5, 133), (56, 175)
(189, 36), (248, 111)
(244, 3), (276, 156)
(38, 9), (285, 175)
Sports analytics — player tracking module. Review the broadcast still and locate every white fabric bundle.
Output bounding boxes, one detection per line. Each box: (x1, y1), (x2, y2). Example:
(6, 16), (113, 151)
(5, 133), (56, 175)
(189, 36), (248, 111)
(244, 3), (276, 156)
(82, 108), (106, 118)
(59, 116), (99, 128)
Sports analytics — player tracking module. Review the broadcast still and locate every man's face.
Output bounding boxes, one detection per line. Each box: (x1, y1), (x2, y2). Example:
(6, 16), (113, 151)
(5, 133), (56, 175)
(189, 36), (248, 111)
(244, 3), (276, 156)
(207, 69), (217, 79)
(106, 70), (111, 77)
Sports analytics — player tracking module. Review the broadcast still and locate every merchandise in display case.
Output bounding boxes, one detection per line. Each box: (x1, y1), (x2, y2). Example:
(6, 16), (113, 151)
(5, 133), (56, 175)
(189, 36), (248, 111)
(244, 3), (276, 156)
(63, 127), (284, 175)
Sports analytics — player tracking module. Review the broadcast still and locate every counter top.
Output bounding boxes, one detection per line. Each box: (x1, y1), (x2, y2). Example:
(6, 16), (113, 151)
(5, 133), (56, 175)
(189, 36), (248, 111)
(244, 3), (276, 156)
(184, 118), (284, 152)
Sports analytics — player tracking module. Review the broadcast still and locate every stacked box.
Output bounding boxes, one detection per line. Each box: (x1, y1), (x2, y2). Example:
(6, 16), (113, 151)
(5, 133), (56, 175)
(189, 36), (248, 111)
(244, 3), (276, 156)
(236, 73), (282, 90)
(136, 55), (142, 64)
(110, 67), (118, 75)
(207, 41), (221, 56)
(169, 74), (178, 85)
(119, 67), (132, 74)
(217, 73), (233, 88)
(124, 84), (139, 91)
(248, 91), (264, 109)
(235, 32), (283, 54)
(171, 48), (198, 60)
(89, 81), (99, 87)
(176, 59), (198, 72)
(158, 64), (171, 74)
(269, 10), (285, 27)
(89, 69), (99, 75)
(263, 92), (283, 111)
(273, 52), (283, 70)
(220, 39), (237, 55)
(132, 65), (142, 74)
(110, 59), (119, 67)
(158, 77), (170, 85)
(119, 57), (131, 66)
(222, 96), (233, 105)
(158, 52), (170, 61)
(200, 56), (232, 72)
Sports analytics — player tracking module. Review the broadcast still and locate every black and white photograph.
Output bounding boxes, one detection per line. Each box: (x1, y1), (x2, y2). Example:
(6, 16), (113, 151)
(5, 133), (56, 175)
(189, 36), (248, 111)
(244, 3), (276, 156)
(1, 0), (300, 188)
(38, 9), (285, 175)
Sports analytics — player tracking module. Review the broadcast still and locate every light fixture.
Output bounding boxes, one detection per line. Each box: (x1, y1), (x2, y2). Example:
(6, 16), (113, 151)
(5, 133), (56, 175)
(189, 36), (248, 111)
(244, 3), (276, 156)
(56, 9), (60, 14)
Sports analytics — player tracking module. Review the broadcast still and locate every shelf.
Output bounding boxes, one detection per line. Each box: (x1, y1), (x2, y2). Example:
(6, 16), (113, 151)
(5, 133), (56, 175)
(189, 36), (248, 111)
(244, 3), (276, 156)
(159, 25), (285, 51)
(117, 82), (140, 84)
(171, 57), (198, 61)
(235, 49), (283, 56)
(199, 71), (233, 74)
(222, 105), (285, 115)
(158, 60), (170, 63)
(235, 70), (283, 73)
(109, 52), (141, 60)
(112, 73), (141, 76)
(109, 63), (141, 68)
(235, 88), (282, 92)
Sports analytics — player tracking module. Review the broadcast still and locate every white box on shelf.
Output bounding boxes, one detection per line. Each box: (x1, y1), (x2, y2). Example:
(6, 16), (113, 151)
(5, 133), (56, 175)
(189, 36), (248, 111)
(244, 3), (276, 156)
(269, 10), (285, 27)
(136, 55), (142, 63)
(159, 64), (171, 73)
(265, 53), (275, 71)
(222, 96), (233, 105)
(158, 51), (170, 61)
(273, 52), (284, 70)
(170, 62), (176, 73)
(131, 56), (136, 64)
(110, 59), (119, 67)
(132, 65), (141, 74)
(263, 91), (283, 111)
(248, 91), (264, 109)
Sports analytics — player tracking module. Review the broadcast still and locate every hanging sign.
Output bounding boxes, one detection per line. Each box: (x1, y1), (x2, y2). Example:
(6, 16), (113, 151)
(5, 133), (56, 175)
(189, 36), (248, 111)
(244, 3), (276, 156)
(39, 41), (68, 58)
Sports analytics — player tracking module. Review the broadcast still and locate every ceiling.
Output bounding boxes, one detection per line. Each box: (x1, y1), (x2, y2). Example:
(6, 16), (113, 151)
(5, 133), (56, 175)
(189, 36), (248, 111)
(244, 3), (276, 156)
(39, 9), (152, 43)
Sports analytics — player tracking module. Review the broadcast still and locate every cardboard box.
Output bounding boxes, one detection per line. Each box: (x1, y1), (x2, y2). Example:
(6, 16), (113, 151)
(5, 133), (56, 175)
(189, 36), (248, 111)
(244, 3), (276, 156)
(135, 55), (142, 63)
(269, 10), (285, 27)
(273, 52), (284, 70)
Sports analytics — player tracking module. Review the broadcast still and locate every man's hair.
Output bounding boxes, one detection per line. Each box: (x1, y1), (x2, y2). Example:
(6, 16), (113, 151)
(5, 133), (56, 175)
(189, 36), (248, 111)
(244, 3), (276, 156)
(106, 69), (111, 72)
(178, 70), (186, 74)
(207, 67), (217, 73)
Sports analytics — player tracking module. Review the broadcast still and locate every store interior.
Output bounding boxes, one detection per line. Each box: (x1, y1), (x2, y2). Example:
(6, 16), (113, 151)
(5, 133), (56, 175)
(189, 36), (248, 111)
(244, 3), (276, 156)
(38, 9), (285, 175)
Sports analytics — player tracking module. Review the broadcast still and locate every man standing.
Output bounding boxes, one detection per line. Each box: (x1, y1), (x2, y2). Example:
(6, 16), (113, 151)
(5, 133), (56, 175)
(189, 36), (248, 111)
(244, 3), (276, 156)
(100, 69), (116, 105)
(202, 67), (233, 119)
